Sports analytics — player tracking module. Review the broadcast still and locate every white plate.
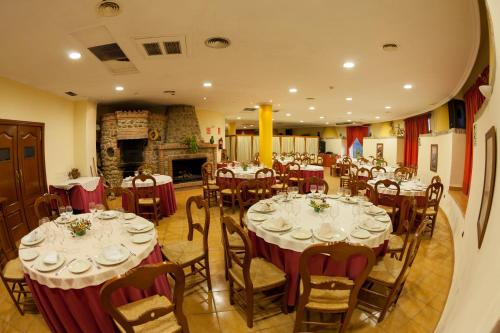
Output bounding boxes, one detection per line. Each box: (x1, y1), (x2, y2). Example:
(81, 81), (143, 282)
(261, 222), (293, 232)
(350, 229), (371, 239)
(359, 222), (386, 232)
(365, 207), (385, 215)
(291, 229), (312, 240)
(327, 194), (341, 199)
(252, 204), (276, 214)
(131, 233), (153, 244)
(56, 216), (77, 224)
(35, 254), (65, 272)
(95, 248), (130, 266)
(248, 212), (269, 222)
(375, 216), (391, 223)
(313, 229), (347, 242)
(127, 222), (154, 233)
(19, 249), (39, 261)
(359, 201), (374, 207)
(123, 213), (136, 220)
(97, 211), (118, 220)
(21, 234), (45, 247)
(68, 259), (91, 274)
(339, 197), (357, 204)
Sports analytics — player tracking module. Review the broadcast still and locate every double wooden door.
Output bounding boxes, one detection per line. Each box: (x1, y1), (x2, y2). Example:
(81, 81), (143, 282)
(0, 120), (46, 258)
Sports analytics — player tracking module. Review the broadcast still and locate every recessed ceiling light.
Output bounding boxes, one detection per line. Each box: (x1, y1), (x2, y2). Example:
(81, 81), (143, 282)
(237, 116), (241, 120)
(403, 84), (413, 90)
(269, 99), (273, 103)
(347, 119), (352, 122)
(325, 122), (330, 125)
(203, 82), (212, 87)
(115, 86), (124, 91)
(300, 120), (304, 123)
(254, 105), (260, 109)
(345, 97), (353, 101)
(243, 126), (247, 129)
(285, 113), (291, 117)
(309, 106), (315, 111)
(385, 106), (392, 109)
(343, 61), (355, 69)
(347, 111), (352, 115)
(375, 116), (380, 119)
(68, 51), (81, 60)
(250, 124), (254, 127)
(203, 97), (207, 100)
(319, 116), (325, 119)
(289, 88), (298, 93)
(277, 104), (281, 107)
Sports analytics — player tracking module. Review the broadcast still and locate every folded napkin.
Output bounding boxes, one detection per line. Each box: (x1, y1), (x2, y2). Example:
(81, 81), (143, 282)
(366, 206), (384, 214)
(318, 223), (334, 238)
(24, 231), (39, 243)
(268, 217), (289, 229)
(360, 216), (376, 228)
(43, 251), (59, 265)
(103, 246), (123, 262)
(132, 222), (151, 231)
(256, 202), (273, 211)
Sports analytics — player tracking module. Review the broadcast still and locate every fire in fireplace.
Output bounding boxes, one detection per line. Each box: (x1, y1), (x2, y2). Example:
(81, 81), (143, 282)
(118, 139), (147, 177)
(172, 157), (207, 184)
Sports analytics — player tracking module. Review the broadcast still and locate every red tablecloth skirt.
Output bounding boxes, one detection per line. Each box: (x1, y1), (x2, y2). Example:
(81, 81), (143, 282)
(249, 231), (387, 306)
(122, 182), (177, 217)
(216, 176), (276, 188)
(26, 245), (170, 333)
(49, 179), (105, 213)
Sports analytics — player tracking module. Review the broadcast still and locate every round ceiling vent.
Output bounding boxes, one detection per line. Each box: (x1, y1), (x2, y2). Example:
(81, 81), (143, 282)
(382, 43), (399, 52)
(97, 1), (121, 17)
(205, 37), (231, 49)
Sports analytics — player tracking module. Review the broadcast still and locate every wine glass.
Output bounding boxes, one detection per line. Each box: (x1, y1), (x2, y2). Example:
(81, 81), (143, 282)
(96, 204), (105, 213)
(310, 184), (317, 194)
(116, 207), (125, 220)
(318, 184), (325, 196)
(58, 206), (67, 220)
(89, 202), (96, 214)
(65, 206), (73, 219)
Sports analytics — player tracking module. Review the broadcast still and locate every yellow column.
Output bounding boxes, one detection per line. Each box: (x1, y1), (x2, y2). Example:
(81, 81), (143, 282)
(259, 104), (273, 167)
(228, 122), (237, 135)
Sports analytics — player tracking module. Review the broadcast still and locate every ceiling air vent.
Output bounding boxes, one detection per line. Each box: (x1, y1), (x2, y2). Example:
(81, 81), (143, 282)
(164, 41), (181, 54)
(96, 1), (121, 17)
(65, 91), (77, 96)
(242, 107), (258, 112)
(143, 42), (162, 56)
(382, 43), (399, 52)
(205, 37), (231, 49)
(273, 109), (280, 113)
(88, 43), (127, 61)
(336, 121), (353, 126)
(135, 36), (187, 58)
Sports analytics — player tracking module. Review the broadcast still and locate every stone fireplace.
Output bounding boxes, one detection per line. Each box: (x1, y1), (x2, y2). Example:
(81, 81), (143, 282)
(99, 105), (217, 188)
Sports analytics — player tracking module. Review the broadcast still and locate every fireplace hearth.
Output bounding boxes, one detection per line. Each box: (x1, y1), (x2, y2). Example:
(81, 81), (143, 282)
(118, 139), (147, 177)
(171, 157), (207, 184)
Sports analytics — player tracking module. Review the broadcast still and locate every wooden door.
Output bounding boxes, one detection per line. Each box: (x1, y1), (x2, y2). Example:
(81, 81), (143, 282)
(18, 125), (46, 231)
(0, 124), (27, 251)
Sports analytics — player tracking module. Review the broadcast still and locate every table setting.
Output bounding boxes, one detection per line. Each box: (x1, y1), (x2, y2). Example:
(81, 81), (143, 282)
(49, 176), (105, 213)
(368, 176), (428, 197)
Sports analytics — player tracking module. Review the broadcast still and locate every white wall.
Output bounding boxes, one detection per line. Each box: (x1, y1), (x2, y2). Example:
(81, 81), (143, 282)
(74, 101), (97, 176)
(418, 131), (466, 190)
(324, 138), (346, 155)
(436, 1), (500, 331)
(363, 137), (404, 165)
(196, 109), (225, 162)
(0, 76), (92, 185)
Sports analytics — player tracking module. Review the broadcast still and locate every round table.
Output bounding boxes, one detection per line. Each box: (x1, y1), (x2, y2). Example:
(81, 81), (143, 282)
(244, 195), (392, 305)
(20, 213), (170, 333)
(121, 175), (177, 217)
(216, 167), (276, 186)
(50, 177), (105, 213)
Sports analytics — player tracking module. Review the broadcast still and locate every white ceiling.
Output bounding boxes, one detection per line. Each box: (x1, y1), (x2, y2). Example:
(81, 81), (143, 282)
(0, 0), (479, 127)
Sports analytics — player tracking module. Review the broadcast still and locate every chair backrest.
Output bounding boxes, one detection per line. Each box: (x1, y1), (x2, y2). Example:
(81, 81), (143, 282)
(272, 160), (283, 175)
(395, 198), (417, 255)
(423, 181), (444, 211)
(374, 179), (400, 216)
(201, 162), (215, 185)
(370, 166), (387, 178)
(237, 180), (270, 227)
(0, 247), (9, 277)
(216, 168), (236, 192)
(316, 155), (323, 164)
(221, 216), (253, 289)
(394, 167), (412, 180)
(339, 162), (351, 177)
(132, 174), (158, 204)
(286, 162), (301, 179)
(350, 180), (375, 202)
(301, 157), (311, 165)
(299, 176), (329, 194)
(104, 187), (135, 213)
(356, 167), (372, 180)
(349, 163), (359, 178)
(359, 157), (369, 164)
(255, 168), (275, 188)
(342, 156), (352, 164)
(185, 196), (210, 252)
(309, 153), (316, 162)
(431, 175), (441, 184)
(299, 242), (375, 312)
(99, 262), (189, 333)
(34, 193), (64, 221)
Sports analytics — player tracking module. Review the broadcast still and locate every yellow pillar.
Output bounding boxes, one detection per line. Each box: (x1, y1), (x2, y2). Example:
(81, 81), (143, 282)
(228, 122), (237, 135)
(259, 104), (273, 167)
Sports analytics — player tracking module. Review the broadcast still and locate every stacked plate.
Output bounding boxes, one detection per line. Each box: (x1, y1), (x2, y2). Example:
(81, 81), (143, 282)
(290, 228), (312, 240)
(350, 228), (371, 239)
(359, 219), (386, 232)
(252, 202), (276, 214)
(248, 212), (269, 222)
(35, 252), (65, 272)
(261, 218), (292, 232)
(68, 260), (91, 274)
(95, 246), (129, 266)
(365, 206), (386, 216)
(97, 211), (118, 220)
(313, 228), (347, 242)
(127, 221), (154, 233)
(21, 231), (44, 246)
(339, 197), (357, 204)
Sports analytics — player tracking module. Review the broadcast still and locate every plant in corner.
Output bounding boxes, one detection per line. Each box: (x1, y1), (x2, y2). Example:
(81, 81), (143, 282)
(183, 135), (199, 153)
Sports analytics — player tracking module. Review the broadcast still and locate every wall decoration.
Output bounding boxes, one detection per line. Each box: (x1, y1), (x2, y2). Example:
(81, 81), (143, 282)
(430, 144), (438, 172)
(376, 143), (383, 159)
(477, 126), (497, 249)
(474, 123), (478, 146)
(206, 127), (211, 135)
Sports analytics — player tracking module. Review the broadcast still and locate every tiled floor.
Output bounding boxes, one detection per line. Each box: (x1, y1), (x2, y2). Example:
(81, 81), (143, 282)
(0, 169), (454, 332)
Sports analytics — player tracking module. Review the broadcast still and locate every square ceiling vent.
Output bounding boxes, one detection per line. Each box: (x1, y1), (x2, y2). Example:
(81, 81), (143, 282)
(135, 36), (188, 58)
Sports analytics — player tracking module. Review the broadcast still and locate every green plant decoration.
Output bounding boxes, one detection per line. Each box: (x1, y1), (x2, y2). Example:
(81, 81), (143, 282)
(183, 135), (199, 153)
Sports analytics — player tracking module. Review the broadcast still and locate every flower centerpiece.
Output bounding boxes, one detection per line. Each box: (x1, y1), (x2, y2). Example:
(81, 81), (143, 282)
(241, 161), (249, 171)
(68, 218), (91, 237)
(309, 199), (330, 213)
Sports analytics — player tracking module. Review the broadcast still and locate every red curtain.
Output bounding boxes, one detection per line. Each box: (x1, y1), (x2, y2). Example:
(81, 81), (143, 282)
(347, 126), (369, 152)
(463, 67), (489, 195)
(404, 114), (429, 167)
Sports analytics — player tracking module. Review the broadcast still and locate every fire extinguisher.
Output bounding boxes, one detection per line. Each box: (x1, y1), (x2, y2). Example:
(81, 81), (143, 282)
(218, 137), (223, 149)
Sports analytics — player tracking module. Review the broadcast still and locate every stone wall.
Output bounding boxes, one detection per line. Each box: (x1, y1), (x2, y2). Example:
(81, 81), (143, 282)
(100, 113), (121, 186)
(166, 105), (201, 143)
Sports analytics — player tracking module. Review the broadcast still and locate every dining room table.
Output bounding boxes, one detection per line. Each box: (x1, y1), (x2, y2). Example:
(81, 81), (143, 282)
(216, 165), (276, 187)
(19, 211), (170, 333)
(367, 176), (429, 206)
(244, 193), (392, 306)
(121, 174), (177, 217)
(49, 177), (105, 213)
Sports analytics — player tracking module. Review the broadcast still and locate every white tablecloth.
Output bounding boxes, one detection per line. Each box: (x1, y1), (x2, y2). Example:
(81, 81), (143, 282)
(20, 213), (157, 289)
(217, 167), (274, 179)
(245, 195), (392, 252)
(121, 175), (172, 188)
(51, 177), (101, 192)
(368, 178), (428, 197)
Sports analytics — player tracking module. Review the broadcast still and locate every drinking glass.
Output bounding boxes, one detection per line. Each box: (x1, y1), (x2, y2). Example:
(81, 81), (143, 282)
(310, 184), (317, 194)
(96, 204), (105, 213)
(318, 185), (325, 195)
(65, 206), (73, 219)
(89, 202), (96, 214)
(58, 206), (66, 220)
(38, 217), (50, 227)
(344, 188), (352, 197)
(116, 207), (125, 220)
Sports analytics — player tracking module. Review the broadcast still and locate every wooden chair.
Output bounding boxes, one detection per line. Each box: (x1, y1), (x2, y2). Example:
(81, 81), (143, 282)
(309, 153), (316, 163)
(161, 196), (212, 291)
(356, 167), (372, 181)
(1, 248), (36, 315)
(218, 196), (245, 281)
(387, 198), (417, 260)
(293, 242), (376, 333)
(216, 168), (237, 213)
(100, 262), (190, 333)
(299, 176), (329, 195)
(358, 221), (426, 322)
(132, 174), (161, 225)
(314, 155), (324, 166)
(350, 180), (375, 202)
(394, 167), (412, 180)
(416, 181), (444, 238)
(201, 161), (216, 184)
(202, 165), (219, 207)
(374, 179), (401, 226)
(271, 173), (289, 194)
(349, 163), (359, 178)
(286, 162), (303, 186)
(34, 193), (64, 221)
(301, 157), (312, 165)
(251, 168), (274, 196)
(370, 165), (387, 178)
(359, 157), (369, 164)
(431, 175), (442, 184)
(103, 187), (136, 213)
(221, 216), (288, 328)
(339, 162), (351, 188)
(237, 180), (270, 228)
(271, 160), (283, 181)
(342, 156), (352, 164)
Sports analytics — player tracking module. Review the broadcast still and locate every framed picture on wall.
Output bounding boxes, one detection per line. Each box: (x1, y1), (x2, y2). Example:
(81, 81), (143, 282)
(376, 143), (383, 159)
(477, 126), (497, 249)
(430, 144), (438, 172)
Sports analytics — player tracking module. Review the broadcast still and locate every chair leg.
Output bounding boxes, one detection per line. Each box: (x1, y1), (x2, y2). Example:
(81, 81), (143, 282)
(378, 287), (398, 322)
(231, 195), (236, 214)
(204, 257), (212, 291)
(340, 308), (354, 333)
(246, 289), (254, 328)
(293, 298), (306, 333)
(228, 278), (235, 305)
(430, 215), (437, 238)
